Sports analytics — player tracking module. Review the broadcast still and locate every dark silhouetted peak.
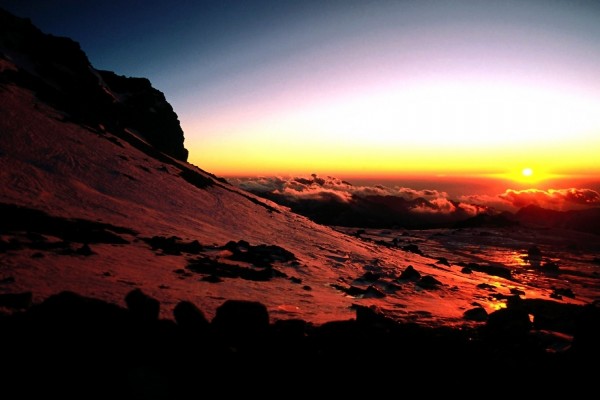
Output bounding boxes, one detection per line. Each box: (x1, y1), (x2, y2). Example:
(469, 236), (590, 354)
(98, 70), (188, 161)
(454, 211), (517, 229)
(516, 204), (600, 235)
(0, 7), (188, 161)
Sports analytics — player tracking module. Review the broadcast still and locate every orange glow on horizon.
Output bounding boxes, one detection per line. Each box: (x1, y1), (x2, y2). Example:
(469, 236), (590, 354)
(185, 79), (600, 181)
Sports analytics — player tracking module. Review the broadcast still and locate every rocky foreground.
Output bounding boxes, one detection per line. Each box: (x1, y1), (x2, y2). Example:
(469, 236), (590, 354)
(1, 288), (598, 396)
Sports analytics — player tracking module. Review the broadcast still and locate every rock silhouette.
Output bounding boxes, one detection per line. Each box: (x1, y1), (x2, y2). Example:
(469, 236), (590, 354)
(0, 8), (187, 162)
(1, 289), (597, 396)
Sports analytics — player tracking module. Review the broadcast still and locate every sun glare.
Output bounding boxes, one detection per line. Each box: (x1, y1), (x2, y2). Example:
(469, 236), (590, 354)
(188, 78), (600, 177)
(488, 166), (555, 185)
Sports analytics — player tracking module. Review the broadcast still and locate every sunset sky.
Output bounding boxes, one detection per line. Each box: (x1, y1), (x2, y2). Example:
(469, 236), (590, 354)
(3, 0), (600, 184)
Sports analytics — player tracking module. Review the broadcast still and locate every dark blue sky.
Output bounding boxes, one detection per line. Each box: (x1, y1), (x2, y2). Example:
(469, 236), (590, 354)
(2, 0), (600, 179)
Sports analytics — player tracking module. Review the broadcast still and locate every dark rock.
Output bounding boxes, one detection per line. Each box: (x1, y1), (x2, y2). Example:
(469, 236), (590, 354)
(485, 307), (532, 340)
(201, 275), (223, 283)
(464, 307), (488, 321)
(0, 291), (32, 309)
(0, 9), (189, 162)
(25, 290), (130, 330)
(417, 275), (442, 289)
(224, 240), (296, 267)
(354, 304), (395, 329)
(385, 282), (402, 292)
(363, 285), (386, 298)
(527, 245), (542, 267)
(147, 235), (192, 255)
(211, 300), (270, 347)
(464, 262), (511, 280)
(477, 283), (496, 291)
(436, 257), (450, 266)
(402, 244), (424, 256)
(552, 287), (575, 299)
(399, 265), (421, 281)
(272, 318), (308, 341)
(571, 304), (600, 358)
(124, 289), (160, 322)
(98, 70), (188, 161)
(542, 261), (560, 271)
(346, 285), (367, 296)
(75, 243), (94, 256)
(0, 276), (15, 284)
(0, 203), (134, 244)
(359, 271), (381, 282)
(173, 301), (209, 334)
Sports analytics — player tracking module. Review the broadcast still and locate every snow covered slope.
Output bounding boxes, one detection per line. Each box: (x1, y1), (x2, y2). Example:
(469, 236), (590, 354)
(1, 8), (596, 333)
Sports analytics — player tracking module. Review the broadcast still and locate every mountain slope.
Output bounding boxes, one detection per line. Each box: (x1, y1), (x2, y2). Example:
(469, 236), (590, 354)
(1, 7), (597, 335)
(0, 8), (187, 161)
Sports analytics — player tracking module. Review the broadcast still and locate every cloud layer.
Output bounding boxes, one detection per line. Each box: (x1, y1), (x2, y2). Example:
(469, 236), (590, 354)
(498, 188), (600, 210)
(229, 174), (600, 229)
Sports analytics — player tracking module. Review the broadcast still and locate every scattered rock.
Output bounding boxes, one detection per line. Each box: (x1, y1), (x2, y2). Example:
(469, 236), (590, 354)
(436, 257), (450, 266)
(551, 287), (575, 299)
(0, 292), (32, 309)
(145, 236), (203, 255)
(477, 283), (496, 291)
(75, 243), (94, 256)
(485, 307), (532, 341)
(212, 299), (270, 347)
(124, 289), (159, 322)
(363, 285), (386, 298)
(464, 307), (488, 322)
(402, 244), (424, 256)
(0, 276), (15, 285)
(173, 301), (209, 334)
(398, 265), (421, 281)
(417, 275), (442, 289)
(201, 275), (223, 283)
(359, 271), (381, 282)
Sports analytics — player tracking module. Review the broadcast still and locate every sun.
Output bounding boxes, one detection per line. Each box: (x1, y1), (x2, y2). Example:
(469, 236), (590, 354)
(491, 167), (548, 184)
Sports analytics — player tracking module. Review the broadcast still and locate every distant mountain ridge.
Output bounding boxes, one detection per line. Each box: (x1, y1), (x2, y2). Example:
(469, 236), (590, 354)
(515, 204), (600, 235)
(0, 8), (188, 161)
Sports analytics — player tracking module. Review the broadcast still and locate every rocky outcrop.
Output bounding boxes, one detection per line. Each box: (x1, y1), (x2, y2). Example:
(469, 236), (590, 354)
(1, 289), (597, 395)
(0, 8), (188, 161)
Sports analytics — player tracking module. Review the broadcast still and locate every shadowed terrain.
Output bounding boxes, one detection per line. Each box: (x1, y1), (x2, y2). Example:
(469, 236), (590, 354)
(1, 7), (599, 395)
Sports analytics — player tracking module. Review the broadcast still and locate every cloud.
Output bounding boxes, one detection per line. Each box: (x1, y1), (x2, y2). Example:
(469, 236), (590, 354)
(498, 188), (600, 210)
(411, 197), (457, 214)
(230, 175), (600, 228)
(228, 174), (487, 228)
(230, 174), (453, 203)
(279, 185), (352, 203)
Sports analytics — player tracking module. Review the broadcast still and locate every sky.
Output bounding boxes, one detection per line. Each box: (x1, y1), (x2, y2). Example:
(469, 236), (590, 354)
(2, 0), (600, 185)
